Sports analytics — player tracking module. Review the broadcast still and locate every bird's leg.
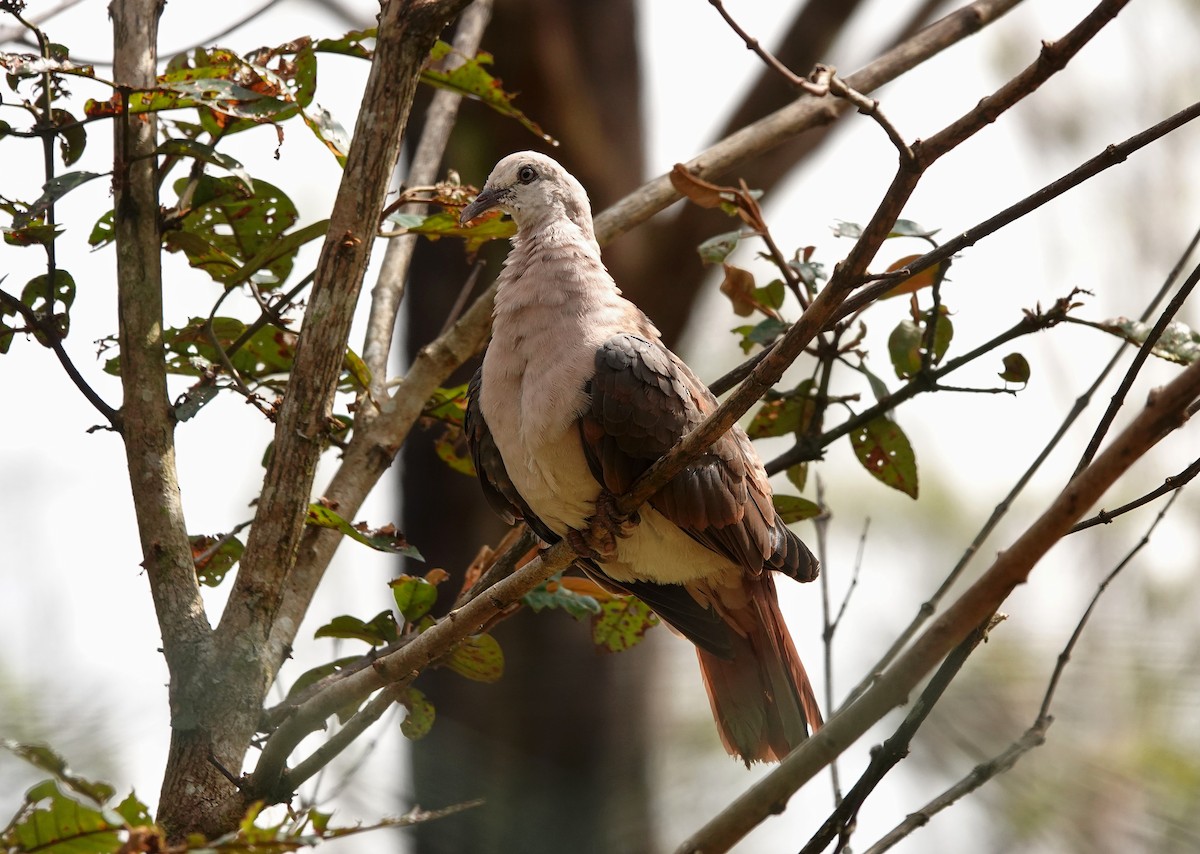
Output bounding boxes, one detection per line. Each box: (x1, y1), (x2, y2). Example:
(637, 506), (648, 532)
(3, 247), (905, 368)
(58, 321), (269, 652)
(567, 490), (641, 560)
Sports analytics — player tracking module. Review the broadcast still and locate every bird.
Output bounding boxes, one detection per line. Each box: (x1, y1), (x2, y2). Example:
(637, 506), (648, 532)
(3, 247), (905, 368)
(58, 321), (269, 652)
(459, 151), (821, 763)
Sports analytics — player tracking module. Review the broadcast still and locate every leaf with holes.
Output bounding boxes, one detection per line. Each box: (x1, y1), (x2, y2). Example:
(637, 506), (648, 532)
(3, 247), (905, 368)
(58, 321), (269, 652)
(887, 319), (922, 379)
(20, 270), (75, 342)
(169, 175), (310, 289)
(850, 416), (918, 498)
(697, 230), (740, 264)
(421, 41), (556, 144)
(189, 533), (244, 587)
(158, 139), (253, 192)
(592, 596), (659, 653)
(523, 575), (604, 620)
(306, 505), (424, 559)
(1098, 317), (1200, 365)
(392, 208), (516, 255)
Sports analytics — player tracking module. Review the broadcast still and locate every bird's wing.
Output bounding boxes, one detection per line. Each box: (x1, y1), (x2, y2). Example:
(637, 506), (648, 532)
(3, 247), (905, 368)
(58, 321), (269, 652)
(580, 333), (817, 583)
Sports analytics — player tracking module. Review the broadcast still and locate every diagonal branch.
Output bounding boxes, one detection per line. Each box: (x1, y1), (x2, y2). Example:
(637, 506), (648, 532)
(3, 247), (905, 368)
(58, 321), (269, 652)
(674, 359), (1200, 854)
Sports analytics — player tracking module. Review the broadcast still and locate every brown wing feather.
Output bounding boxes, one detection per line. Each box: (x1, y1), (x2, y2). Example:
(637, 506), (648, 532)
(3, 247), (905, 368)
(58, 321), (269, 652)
(581, 334), (817, 582)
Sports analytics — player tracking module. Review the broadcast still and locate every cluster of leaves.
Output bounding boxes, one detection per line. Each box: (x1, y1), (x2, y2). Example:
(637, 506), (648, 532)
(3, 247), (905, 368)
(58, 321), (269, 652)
(0, 741), (472, 854)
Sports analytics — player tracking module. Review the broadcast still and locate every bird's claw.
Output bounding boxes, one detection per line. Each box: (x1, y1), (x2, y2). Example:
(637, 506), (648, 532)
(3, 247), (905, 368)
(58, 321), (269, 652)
(568, 491), (640, 560)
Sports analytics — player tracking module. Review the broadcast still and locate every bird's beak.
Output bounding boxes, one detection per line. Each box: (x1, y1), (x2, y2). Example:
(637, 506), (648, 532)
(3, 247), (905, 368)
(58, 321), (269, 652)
(459, 186), (505, 225)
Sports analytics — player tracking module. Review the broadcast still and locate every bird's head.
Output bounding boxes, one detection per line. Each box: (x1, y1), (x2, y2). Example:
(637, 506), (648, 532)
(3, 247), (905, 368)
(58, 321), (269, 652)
(459, 151), (593, 237)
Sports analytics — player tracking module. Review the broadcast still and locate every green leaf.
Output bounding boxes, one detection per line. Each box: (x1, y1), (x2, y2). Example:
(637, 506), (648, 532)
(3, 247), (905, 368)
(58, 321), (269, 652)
(889, 219), (939, 239)
(400, 689), (435, 740)
(433, 425), (475, 476)
(857, 362), (891, 402)
(50, 109), (86, 167)
(831, 220), (862, 239)
(523, 575), (602, 620)
(849, 416), (919, 498)
(169, 176), (310, 289)
(88, 210), (115, 248)
(21, 270), (75, 342)
(1, 742), (115, 805)
(697, 230), (740, 264)
(785, 462), (808, 493)
(424, 384), (469, 425)
(312, 28), (377, 60)
(282, 656), (361, 703)
(732, 317), (789, 354)
(7, 779), (123, 854)
(103, 316), (298, 379)
(113, 792), (153, 827)
(925, 307), (953, 366)
(305, 504), (424, 559)
(756, 279), (786, 311)
(420, 41), (556, 144)
(772, 495), (822, 523)
(173, 384), (219, 421)
(887, 319), (922, 380)
(313, 611), (399, 646)
(14, 172), (104, 229)
(189, 533), (244, 587)
(747, 384), (816, 439)
(390, 208), (515, 255)
(446, 633), (504, 682)
(1098, 317), (1200, 365)
(157, 139), (253, 192)
(389, 575), (439, 623)
(592, 596), (659, 653)
(999, 352), (1032, 384)
(302, 104), (351, 166)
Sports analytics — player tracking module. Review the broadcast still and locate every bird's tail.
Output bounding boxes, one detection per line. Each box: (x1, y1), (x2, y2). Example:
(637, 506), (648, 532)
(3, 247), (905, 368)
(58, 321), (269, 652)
(695, 572), (821, 765)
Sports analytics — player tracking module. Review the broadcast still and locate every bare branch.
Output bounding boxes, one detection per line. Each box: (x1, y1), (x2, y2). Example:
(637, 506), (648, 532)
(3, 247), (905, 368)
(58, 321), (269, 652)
(842, 98), (1200, 319)
(863, 492), (1182, 853)
(799, 616), (999, 854)
(623, 0), (1126, 520)
(840, 222), (1200, 708)
(593, 0), (1026, 246)
(1073, 260), (1200, 475)
(1069, 455), (1200, 533)
(674, 355), (1200, 854)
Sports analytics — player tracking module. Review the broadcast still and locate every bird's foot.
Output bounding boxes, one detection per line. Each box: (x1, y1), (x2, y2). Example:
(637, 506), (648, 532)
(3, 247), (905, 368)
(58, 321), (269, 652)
(568, 491), (640, 560)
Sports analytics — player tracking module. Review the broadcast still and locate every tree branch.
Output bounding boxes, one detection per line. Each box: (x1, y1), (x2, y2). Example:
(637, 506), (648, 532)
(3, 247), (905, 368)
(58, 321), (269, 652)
(862, 491), (1181, 853)
(593, 0), (1025, 246)
(674, 358), (1200, 854)
(218, 0), (471, 654)
(361, 0), (493, 396)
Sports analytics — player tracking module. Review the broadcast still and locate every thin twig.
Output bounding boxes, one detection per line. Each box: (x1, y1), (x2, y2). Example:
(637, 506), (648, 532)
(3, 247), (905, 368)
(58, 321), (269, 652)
(839, 221), (1200, 708)
(675, 353), (1200, 854)
(862, 491), (1183, 853)
(284, 685), (404, 792)
(1073, 259), (1200, 476)
(798, 616), (999, 854)
(1069, 455), (1200, 533)
(812, 477), (841, 803)
(841, 98), (1200, 319)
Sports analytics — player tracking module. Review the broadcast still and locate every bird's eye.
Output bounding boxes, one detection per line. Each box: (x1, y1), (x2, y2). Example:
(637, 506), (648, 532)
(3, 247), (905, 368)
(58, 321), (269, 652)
(517, 164), (538, 184)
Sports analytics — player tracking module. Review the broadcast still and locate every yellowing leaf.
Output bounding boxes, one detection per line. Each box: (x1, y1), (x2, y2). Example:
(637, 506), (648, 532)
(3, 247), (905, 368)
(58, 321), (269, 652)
(446, 633), (504, 682)
(592, 596), (659, 652)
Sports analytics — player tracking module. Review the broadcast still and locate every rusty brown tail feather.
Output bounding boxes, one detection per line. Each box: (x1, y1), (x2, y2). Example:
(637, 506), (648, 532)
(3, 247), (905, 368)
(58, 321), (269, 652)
(696, 573), (822, 765)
